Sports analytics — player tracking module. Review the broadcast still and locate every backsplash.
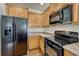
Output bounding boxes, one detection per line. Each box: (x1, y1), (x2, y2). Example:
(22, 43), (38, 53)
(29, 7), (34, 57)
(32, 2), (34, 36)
(28, 27), (44, 33)
(44, 24), (79, 33)
(28, 24), (79, 34)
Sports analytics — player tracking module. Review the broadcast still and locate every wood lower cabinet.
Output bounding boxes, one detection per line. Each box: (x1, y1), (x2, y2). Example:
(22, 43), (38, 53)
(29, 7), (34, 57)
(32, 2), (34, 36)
(28, 35), (40, 49)
(28, 35), (44, 54)
(39, 36), (44, 53)
(64, 50), (74, 56)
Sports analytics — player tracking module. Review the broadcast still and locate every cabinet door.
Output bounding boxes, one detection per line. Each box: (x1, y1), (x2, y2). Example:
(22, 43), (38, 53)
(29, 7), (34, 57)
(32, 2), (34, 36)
(28, 12), (36, 27)
(17, 7), (28, 18)
(6, 5), (28, 18)
(28, 36), (39, 49)
(64, 50), (74, 56)
(28, 12), (43, 27)
(8, 5), (18, 16)
(39, 37), (44, 53)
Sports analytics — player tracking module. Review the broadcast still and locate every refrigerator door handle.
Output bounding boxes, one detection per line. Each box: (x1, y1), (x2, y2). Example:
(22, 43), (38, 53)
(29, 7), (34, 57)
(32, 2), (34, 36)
(13, 24), (16, 42)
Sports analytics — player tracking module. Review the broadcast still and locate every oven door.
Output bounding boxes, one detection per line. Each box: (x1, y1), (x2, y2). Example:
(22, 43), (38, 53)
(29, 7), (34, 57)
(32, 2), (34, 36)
(45, 39), (63, 56)
(45, 43), (57, 56)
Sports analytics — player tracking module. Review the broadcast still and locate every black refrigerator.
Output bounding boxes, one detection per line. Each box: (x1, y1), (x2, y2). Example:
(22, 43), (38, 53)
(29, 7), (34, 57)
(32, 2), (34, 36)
(1, 15), (28, 56)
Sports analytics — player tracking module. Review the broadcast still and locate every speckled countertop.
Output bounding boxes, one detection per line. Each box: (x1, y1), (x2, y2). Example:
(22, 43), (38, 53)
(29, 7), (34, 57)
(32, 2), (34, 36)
(28, 32), (55, 37)
(28, 32), (79, 56)
(63, 42), (79, 56)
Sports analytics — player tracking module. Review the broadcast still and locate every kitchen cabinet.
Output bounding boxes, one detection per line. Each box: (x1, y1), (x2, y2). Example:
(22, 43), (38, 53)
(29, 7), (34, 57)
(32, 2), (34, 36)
(28, 35), (44, 54)
(42, 3), (68, 26)
(72, 4), (79, 23)
(39, 36), (44, 54)
(64, 50), (74, 56)
(49, 4), (72, 24)
(6, 4), (28, 18)
(42, 11), (49, 27)
(6, 3), (74, 27)
(28, 12), (43, 27)
(49, 3), (79, 24)
(77, 4), (79, 23)
(28, 35), (40, 49)
(72, 4), (78, 23)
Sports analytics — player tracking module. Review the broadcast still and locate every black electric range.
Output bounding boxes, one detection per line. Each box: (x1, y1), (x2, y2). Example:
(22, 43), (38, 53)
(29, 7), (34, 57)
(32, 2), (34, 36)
(55, 31), (78, 46)
(44, 31), (78, 56)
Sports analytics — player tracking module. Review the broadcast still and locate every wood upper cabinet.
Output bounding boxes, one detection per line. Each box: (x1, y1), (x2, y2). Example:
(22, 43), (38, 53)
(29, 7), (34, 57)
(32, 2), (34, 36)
(49, 3), (79, 24)
(42, 12), (49, 27)
(6, 4), (43, 27)
(28, 12), (35, 27)
(6, 3), (79, 27)
(42, 3), (68, 27)
(72, 4), (78, 23)
(6, 4), (28, 18)
(77, 4), (79, 23)
(43, 3), (79, 25)
(28, 12), (43, 27)
(72, 3), (79, 23)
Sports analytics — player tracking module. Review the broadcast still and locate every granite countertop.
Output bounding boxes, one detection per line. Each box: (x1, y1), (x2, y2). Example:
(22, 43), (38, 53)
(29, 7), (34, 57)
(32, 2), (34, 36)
(44, 36), (62, 46)
(63, 42), (79, 56)
(28, 32), (79, 56)
(46, 35), (79, 56)
(28, 32), (55, 37)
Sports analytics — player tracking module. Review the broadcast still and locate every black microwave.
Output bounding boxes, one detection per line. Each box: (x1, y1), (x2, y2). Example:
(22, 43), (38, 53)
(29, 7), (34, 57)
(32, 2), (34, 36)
(60, 4), (72, 24)
(49, 11), (62, 24)
(49, 4), (72, 24)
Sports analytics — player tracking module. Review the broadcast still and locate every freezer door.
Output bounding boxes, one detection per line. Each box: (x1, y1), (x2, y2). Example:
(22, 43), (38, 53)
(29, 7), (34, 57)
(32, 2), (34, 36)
(1, 16), (14, 56)
(14, 17), (27, 56)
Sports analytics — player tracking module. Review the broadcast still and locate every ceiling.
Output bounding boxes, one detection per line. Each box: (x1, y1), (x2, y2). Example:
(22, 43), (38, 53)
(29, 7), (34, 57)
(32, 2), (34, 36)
(8, 3), (50, 13)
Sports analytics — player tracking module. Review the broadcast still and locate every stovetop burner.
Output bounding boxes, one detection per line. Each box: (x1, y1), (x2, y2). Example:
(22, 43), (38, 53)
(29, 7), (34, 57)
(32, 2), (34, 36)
(55, 33), (78, 46)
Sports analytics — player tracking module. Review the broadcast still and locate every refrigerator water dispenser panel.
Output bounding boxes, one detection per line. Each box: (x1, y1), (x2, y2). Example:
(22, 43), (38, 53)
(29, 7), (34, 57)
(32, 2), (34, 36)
(4, 27), (11, 36)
